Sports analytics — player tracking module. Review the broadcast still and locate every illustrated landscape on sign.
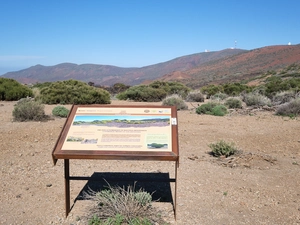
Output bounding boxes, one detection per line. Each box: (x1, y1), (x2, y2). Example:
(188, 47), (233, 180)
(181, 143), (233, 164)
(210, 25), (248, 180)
(73, 116), (170, 128)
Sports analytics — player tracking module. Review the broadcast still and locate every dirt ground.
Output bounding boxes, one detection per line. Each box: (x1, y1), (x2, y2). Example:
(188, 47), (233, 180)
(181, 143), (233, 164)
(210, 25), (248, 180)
(0, 100), (300, 225)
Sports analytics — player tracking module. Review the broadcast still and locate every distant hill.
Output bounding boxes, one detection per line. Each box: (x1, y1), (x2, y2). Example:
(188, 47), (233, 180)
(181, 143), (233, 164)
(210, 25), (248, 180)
(2, 45), (300, 87)
(159, 45), (300, 88)
(1, 49), (246, 86)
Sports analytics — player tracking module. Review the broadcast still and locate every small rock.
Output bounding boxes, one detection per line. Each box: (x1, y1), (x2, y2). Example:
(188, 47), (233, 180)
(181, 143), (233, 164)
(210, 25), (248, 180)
(46, 184), (52, 187)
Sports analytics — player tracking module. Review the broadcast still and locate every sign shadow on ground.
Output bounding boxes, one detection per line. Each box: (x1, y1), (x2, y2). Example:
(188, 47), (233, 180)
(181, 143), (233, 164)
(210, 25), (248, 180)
(74, 172), (174, 205)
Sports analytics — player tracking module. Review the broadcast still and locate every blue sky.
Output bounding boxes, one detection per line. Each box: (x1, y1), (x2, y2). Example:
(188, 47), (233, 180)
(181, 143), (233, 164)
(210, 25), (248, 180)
(1, 0), (299, 75)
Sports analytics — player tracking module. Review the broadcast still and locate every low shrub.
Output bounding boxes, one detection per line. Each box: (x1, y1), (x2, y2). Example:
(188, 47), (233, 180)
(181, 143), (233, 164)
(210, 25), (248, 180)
(201, 84), (223, 98)
(242, 92), (271, 107)
(276, 98), (300, 117)
(196, 102), (218, 114)
(185, 90), (205, 102)
(149, 81), (191, 99)
(196, 102), (227, 116)
(211, 105), (228, 116)
(52, 106), (69, 118)
(209, 140), (238, 157)
(162, 94), (188, 110)
(222, 82), (252, 96)
(117, 85), (167, 102)
(84, 183), (164, 225)
(210, 92), (228, 101)
(38, 80), (111, 104)
(272, 91), (296, 106)
(225, 97), (243, 109)
(12, 98), (48, 122)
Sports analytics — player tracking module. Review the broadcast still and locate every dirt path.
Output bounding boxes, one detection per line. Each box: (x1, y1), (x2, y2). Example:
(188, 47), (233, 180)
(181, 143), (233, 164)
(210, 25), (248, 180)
(0, 100), (300, 224)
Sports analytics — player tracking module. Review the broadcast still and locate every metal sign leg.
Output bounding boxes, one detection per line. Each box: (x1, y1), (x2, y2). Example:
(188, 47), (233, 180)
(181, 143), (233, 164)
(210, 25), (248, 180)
(64, 159), (70, 217)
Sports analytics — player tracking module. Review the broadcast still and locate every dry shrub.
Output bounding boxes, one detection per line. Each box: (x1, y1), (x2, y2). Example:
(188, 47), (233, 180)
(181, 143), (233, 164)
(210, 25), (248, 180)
(276, 98), (300, 117)
(272, 91), (296, 106)
(185, 90), (204, 102)
(84, 183), (165, 224)
(242, 92), (271, 107)
(12, 98), (49, 122)
(162, 94), (188, 110)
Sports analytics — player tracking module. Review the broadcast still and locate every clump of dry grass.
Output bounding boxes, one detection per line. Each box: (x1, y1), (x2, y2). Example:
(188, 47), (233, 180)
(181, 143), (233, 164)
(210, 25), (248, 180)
(84, 182), (166, 224)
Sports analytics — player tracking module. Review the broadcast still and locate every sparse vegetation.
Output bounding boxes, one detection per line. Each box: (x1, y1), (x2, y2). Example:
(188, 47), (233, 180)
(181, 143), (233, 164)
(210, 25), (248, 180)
(52, 105), (70, 118)
(38, 79), (111, 104)
(209, 140), (238, 157)
(276, 98), (300, 117)
(0, 78), (33, 101)
(12, 98), (48, 122)
(162, 94), (188, 110)
(84, 183), (165, 225)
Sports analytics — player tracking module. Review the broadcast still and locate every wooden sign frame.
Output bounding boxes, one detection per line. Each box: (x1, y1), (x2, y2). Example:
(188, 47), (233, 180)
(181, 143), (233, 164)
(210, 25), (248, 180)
(52, 104), (179, 218)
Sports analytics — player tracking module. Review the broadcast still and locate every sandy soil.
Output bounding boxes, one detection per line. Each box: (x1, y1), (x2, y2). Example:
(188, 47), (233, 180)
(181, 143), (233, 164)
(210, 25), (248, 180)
(0, 100), (300, 225)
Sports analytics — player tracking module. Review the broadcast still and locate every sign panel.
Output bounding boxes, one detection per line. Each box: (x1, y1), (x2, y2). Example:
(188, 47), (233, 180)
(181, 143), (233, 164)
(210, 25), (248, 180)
(52, 105), (179, 163)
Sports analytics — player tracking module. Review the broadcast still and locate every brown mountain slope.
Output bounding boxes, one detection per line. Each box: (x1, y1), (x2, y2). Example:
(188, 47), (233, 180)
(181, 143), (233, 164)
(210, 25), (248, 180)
(1, 49), (246, 86)
(159, 45), (300, 88)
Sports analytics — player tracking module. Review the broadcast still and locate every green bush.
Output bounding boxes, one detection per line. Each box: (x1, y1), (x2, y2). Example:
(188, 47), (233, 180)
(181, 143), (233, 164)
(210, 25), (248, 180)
(185, 90), (205, 102)
(211, 105), (228, 116)
(264, 77), (300, 97)
(276, 98), (300, 117)
(0, 78), (33, 101)
(209, 140), (238, 157)
(52, 106), (70, 118)
(149, 81), (191, 98)
(196, 102), (217, 114)
(117, 85), (167, 102)
(162, 94), (188, 110)
(196, 102), (227, 116)
(222, 82), (252, 96)
(38, 80), (111, 104)
(225, 97), (243, 109)
(201, 84), (223, 98)
(242, 92), (271, 107)
(116, 81), (190, 102)
(12, 98), (48, 122)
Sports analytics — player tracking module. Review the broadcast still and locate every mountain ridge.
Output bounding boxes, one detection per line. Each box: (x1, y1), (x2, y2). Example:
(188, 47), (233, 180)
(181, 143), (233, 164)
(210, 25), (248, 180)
(2, 45), (300, 87)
